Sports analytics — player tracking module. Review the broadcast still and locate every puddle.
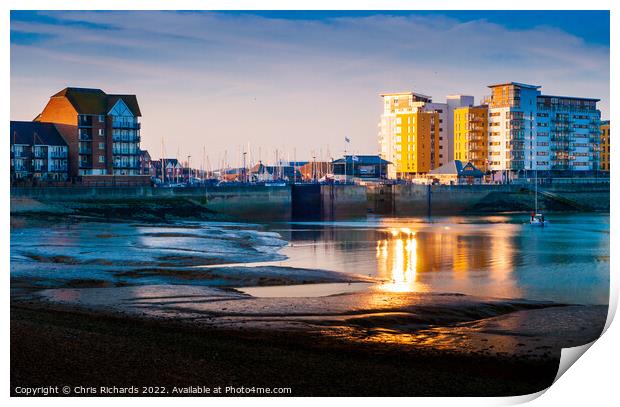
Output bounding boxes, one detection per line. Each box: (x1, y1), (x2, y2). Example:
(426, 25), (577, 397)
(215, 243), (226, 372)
(238, 282), (374, 298)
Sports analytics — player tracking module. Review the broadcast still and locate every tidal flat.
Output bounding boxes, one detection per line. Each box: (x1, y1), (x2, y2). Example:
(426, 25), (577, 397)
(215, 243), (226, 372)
(10, 214), (610, 396)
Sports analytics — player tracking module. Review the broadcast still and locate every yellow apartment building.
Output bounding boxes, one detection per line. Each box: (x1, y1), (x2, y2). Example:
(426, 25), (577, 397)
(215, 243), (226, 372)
(393, 111), (439, 176)
(379, 92), (440, 179)
(453, 105), (489, 172)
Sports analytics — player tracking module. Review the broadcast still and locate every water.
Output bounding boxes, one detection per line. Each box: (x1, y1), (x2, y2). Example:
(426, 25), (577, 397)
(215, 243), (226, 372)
(10, 214), (609, 305)
(261, 213), (609, 305)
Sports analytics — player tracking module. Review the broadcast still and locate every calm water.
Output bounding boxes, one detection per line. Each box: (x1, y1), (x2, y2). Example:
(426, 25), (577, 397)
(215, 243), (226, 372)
(258, 214), (609, 305)
(11, 214), (609, 305)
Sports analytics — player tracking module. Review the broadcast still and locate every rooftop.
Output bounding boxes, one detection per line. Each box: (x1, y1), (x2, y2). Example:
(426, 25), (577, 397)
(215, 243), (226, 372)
(380, 91), (432, 102)
(487, 82), (541, 90)
(10, 121), (72, 146)
(50, 87), (141, 116)
(333, 155), (391, 165)
(428, 160), (484, 177)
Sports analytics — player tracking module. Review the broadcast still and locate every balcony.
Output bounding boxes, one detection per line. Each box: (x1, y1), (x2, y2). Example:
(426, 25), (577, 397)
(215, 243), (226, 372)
(112, 121), (141, 130)
(509, 161), (525, 170)
(551, 164), (569, 170)
(113, 162), (140, 169)
(465, 133), (485, 142)
(112, 149), (139, 155)
(14, 154), (29, 160)
(112, 135), (141, 142)
(79, 147), (92, 154)
(50, 151), (68, 158)
(466, 142), (484, 152)
(78, 115), (93, 127)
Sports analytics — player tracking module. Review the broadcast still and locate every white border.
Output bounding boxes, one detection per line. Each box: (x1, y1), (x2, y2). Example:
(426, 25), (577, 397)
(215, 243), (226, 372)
(3, 1), (616, 406)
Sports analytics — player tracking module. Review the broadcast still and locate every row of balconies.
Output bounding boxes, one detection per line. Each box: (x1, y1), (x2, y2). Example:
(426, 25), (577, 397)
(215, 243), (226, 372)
(112, 135), (141, 142)
(112, 149), (139, 155)
(112, 121), (141, 130)
(113, 162), (140, 169)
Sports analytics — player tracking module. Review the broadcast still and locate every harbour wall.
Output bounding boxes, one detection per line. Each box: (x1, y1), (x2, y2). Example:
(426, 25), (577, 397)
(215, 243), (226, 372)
(10, 182), (610, 221)
(10, 185), (292, 221)
(377, 183), (610, 215)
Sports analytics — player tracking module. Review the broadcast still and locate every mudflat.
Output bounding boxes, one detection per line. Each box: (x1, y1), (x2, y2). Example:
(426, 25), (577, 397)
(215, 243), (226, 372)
(10, 292), (606, 397)
(9, 304), (551, 397)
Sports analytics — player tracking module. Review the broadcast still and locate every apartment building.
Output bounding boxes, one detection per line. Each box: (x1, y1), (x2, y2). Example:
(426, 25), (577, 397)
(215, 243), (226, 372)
(486, 82), (601, 179)
(486, 82), (540, 179)
(139, 149), (153, 176)
(600, 120), (610, 171)
(453, 105), (489, 172)
(536, 95), (601, 173)
(10, 121), (70, 182)
(36, 87), (142, 176)
(378, 91), (475, 179)
(446, 95), (475, 164)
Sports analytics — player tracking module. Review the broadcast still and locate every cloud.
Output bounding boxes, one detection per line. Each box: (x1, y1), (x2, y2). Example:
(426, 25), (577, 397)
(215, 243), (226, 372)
(10, 11), (610, 163)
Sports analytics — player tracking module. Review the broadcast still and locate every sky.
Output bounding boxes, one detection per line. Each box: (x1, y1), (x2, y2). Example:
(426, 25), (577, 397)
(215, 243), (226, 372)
(10, 10), (610, 166)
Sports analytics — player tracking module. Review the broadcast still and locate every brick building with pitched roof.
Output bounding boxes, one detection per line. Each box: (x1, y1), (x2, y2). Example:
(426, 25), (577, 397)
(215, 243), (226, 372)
(36, 87), (143, 177)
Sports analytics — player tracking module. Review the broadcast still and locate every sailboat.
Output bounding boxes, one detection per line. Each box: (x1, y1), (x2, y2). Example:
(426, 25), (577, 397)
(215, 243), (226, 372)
(529, 170), (546, 226)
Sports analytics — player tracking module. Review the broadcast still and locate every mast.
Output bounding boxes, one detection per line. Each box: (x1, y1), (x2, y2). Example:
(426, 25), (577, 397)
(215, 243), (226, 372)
(534, 169), (538, 213)
(160, 137), (165, 183)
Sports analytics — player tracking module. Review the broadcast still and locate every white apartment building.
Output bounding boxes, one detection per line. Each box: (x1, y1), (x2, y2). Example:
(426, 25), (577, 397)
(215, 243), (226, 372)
(487, 82), (601, 180)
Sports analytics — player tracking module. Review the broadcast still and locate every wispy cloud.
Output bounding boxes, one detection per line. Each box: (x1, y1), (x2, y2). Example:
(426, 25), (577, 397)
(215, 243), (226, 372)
(10, 11), (609, 163)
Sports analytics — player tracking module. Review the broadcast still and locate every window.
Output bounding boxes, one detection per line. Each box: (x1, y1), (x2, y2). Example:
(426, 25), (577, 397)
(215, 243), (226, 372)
(98, 115), (105, 122)
(99, 142), (105, 150)
(99, 155), (105, 163)
(99, 129), (104, 136)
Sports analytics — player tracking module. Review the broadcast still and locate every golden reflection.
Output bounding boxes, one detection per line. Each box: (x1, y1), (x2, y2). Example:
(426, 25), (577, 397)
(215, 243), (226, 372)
(377, 228), (421, 292)
(374, 223), (521, 298)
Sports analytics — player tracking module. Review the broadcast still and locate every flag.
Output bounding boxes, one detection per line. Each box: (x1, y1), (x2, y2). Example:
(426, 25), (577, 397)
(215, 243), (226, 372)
(345, 137), (350, 143)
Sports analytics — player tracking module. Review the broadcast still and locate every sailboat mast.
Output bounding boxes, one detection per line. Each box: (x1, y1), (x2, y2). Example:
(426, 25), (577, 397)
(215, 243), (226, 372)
(534, 170), (538, 213)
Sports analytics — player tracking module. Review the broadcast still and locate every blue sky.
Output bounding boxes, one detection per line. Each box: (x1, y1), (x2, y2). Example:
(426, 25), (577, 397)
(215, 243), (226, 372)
(11, 10), (610, 163)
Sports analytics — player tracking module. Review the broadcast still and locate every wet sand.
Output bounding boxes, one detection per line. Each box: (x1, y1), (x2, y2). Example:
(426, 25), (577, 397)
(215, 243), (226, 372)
(11, 285), (607, 396)
(11, 299), (562, 397)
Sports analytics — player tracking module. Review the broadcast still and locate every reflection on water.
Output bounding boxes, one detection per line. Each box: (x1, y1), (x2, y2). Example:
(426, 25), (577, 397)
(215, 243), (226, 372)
(377, 230), (420, 293)
(270, 214), (609, 305)
(373, 222), (520, 295)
